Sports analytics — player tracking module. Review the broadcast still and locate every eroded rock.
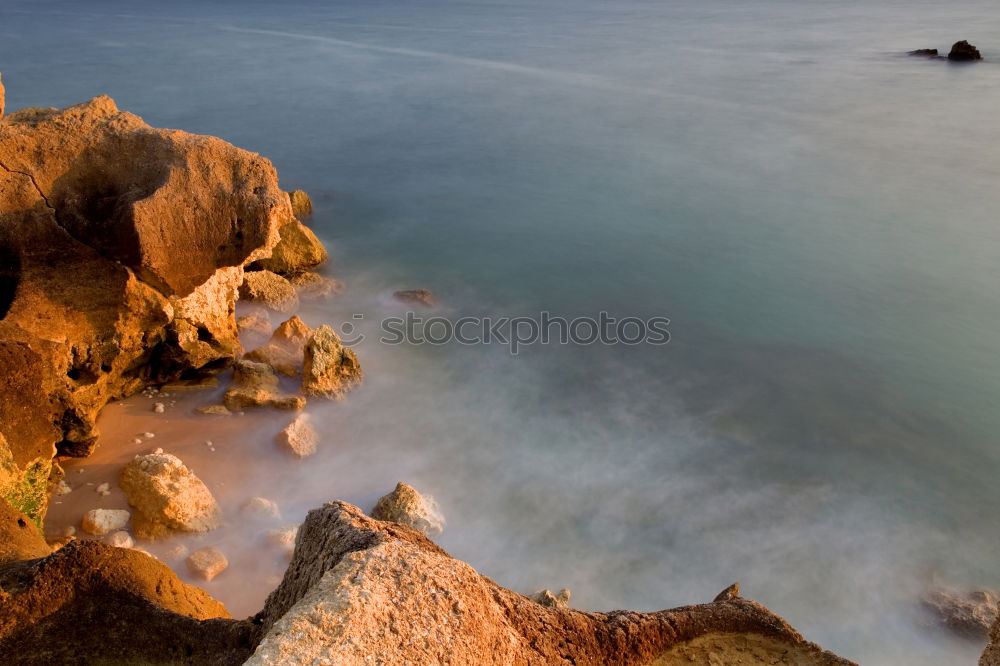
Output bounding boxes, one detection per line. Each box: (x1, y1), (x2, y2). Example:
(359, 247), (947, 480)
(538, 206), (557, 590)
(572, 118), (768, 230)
(224, 360), (306, 410)
(949, 40), (982, 61)
(922, 585), (999, 639)
(187, 546), (229, 582)
(244, 315), (313, 377)
(0, 498), (50, 564)
(530, 588), (571, 609)
(301, 325), (362, 399)
(288, 271), (344, 300)
(119, 452), (221, 538)
(288, 189), (313, 219)
(277, 413), (318, 458)
(237, 310), (271, 336)
(253, 218), (327, 275)
(371, 481), (445, 537)
(242, 497), (281, 521)
(239, 270), (299, 313)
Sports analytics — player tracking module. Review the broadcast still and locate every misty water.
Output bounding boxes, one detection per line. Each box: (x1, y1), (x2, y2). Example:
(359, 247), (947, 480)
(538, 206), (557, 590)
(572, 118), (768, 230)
(5, 0), (1000, 663)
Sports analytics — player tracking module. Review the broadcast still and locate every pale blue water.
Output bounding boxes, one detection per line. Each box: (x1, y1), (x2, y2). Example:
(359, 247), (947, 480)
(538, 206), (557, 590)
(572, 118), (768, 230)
(4, 1), (1000, 663)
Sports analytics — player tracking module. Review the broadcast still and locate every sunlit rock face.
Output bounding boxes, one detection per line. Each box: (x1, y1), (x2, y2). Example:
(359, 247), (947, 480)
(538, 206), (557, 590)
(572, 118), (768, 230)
(0, 91), (290, 522)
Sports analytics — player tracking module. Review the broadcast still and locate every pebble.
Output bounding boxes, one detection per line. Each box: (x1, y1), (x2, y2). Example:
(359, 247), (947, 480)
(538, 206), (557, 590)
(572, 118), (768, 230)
(95, 482), (111, 497)
(153, 402), (165, 413)
(133, 437), (143, 445)
(55, 479), (73, 495)
(63, 526), (76, 537)
(81, 508), (130, 536)
(143, 432), (155, 439)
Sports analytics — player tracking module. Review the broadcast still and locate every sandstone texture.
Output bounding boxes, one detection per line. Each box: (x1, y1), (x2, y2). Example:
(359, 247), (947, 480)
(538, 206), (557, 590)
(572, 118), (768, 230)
(983, 615), (1000, 666)
(922, 585), (999, 639)
(187, 546), (229, 582)
(301, 325), (362, 399)
(119, 452), (221, 538)
(244, 315), (312, 377)
(371, 481), (445, 536)
(237, 310), (271, 336)
(248, 501), (854, 666)
(0, 91), (291, 522)
(278, 413), (318, 458)
(252, 218), (327, 275)
(224, 360), (306, 410)
(0, 540), (251, 665)
(239, 270), (299, 313)
(81, 508), (130, 536)
(0, 498), (50, 564)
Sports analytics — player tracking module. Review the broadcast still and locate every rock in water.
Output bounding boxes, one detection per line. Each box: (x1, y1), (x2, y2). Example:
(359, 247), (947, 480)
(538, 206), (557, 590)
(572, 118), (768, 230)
(393, 289), (437, 307)
(908, 48), (939, 57)
(224, 360), (306, 410)
(921, 585), (999, 639)
(530, 588), (571, 609)
(0, 89), (293, 521)
(237, 310), (272, 336)
(244, 315), (314, 376)
(371, 482), (445, 536)
(288, 189), (313, 218)
(119, 452), (221, 538)
(253, 218), (328, 275)
(277, 414), (318, 458)
(81, 509), (131, 536)
(242, 497), (282, 520)
(247, 501), (855, 666)
(186, 546), (229, 581)
(948, 40), (982, 61)
(301, 326), (362, 399)
(239, 270), (300, 313)
(288, 271), (344, 300)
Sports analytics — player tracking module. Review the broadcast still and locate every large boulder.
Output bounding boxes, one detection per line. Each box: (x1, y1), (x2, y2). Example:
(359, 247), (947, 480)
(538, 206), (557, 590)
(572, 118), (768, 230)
(119, 452), (221, 539)
(301, 325), (362, 399)
(0, 91), (292, 521)
(248, 501), (854, 666)
(371, 481), (445, 536)
(0, 540), (251, 665)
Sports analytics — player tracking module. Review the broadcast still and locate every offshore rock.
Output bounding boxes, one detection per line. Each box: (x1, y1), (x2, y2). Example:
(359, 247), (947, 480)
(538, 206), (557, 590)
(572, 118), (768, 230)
(277, 413), (318, 458)
(119, 452), (221, 538)
(248, 501), (855, 666)
(289, 271), (344, 299)
(371, 481), (445, 536)
(0, 90), (290, 520)
(921, 585), (999, 639)
(301, 325), (362, 399)
(393, 288), (436, 307)
(949, 40), (982, 61)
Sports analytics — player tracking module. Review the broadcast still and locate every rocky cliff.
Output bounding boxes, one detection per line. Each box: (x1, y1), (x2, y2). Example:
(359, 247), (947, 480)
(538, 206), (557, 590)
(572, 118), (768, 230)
(0, 93), (291, 523)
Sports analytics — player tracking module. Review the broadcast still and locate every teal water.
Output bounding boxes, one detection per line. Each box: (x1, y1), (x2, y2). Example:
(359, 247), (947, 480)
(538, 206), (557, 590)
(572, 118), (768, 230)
(3, 1), (1000, 662)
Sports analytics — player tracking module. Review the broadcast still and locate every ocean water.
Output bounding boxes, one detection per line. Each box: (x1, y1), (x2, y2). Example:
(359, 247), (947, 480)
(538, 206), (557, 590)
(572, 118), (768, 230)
(4, 1), (1000, 663)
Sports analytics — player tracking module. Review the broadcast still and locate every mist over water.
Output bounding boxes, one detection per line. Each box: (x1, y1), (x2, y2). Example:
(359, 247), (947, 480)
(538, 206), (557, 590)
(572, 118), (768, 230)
(6, 0), (1000, 663)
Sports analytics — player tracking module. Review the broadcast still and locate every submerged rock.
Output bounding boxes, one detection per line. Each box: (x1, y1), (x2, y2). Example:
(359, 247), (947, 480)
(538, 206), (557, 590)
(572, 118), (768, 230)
(277, 413), (318, 458)
(237, 310), (272, 336)
(242, 496), (281, 521)
(921, 585), (999, 639)
(187, 546), (229, 582)
(287, 189), (313, 219)
(393, 288), (437, 307)
(224, 360), (306, 411)
(248, 501), (854, 666)
(530, 588), (571, 609)
(908, 48), (939, 57)
(119, 452), (221, 538)
(239, 270), (299, 313)
(288, 271), (344, 299)
(301, 325), (362, 399)
(949, 40), (982, 61)
(196, 404), (233, 417)
(371, 481), (445, 537)
(81, 508), (130, 536)
(244, 315), (313, 377)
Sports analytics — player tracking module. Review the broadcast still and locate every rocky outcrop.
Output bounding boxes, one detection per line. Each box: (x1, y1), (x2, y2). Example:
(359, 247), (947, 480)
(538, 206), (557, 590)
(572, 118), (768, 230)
(922, 585), (999, 639)
(371, 481), (445, 536)
(119, 452), (221, 539)
(251, 219), (327, 275)
(908, 48), (939, 57)
(0, 540), (251, 665)
(301, 325), (362, 399)
(223, 360), (306, 410)
(0, 91), (292, 521)
(0, 498), (50, 564)
(249, 501), (854, 665)
(949, 40), (982, 61)
(238, 270), (299, 313)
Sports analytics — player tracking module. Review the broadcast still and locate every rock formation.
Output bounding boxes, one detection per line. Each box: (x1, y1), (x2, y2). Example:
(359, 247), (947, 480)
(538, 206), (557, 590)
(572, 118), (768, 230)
(224, 359), (306, 410)
(187, 546), (229, 581)
(921, 585), (999, 639)
(288, 189), (313, 218)
(949, 40), (983, 61)
(371, 481), (445, 536)
(394, 288), (437, 307)
(908, 48), (939, 57)
(0, 90), (292, 522)
(248, 501), (854, 665)
(301, 325), (363, 398)
(277, 413), (318, 458)
(119, 452), (221, 539)
(238, 270), (299, 313)
(530, 588), (571, 609)
(244, 315), (312, 376)
(80, 508), (130, 536)
(251, 218), (327, 275)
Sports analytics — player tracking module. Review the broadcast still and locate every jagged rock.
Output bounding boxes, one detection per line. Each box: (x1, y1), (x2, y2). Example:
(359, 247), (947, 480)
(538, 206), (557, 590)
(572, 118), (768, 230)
(244, 315), (313, 376)
(237, 310), (271, 336)
(106, 531), (134, 549)
(949, 40), (982, 61)
(119, 452), (221, 538)
(714, 582), (740, 602)
(371, 481), (445, 536)
(288, 271), (344, 299)
(239, 270), (299, 313)
(393, 288), (436, 307)
(277, 413), (318, 458)
(248, 501), (854, 666)
(196, 404), (232, 417)
(301, 325), (362, 399)
(288, 189), (313, 218)
(921, 585), (999, 639)
(224, 360), (305, 410)
(186, 546), (229, 581)
(242, 497), (281, 520)
(530, 588), (571, 609)
(0, 498), (50, 564)
(81, 508), (130, 536)
(0, 90), (291, 520)
(0, 540), (251, 664)
(253, 218), (327, 275)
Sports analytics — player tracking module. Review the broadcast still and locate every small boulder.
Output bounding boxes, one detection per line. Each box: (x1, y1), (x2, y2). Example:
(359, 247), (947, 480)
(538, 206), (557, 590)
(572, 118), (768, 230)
(529, 588), (571, 609)
(371, 482), (445, 537)
(106, 530), (135, 549)
(245, 316), (313, 377)
(301, 326), (362, 399)
(186, 546), (229, 581)
(243, 496), (281, 520)
(237, 311), (272, 336)
(81, 508), (131, 536)
(393, 289), (436, 308)
(277, 413), (318, 458)
(289, 272), (344, 300)
(224, 360), (306, 411)
(239, 270), (299, 313)
(288, 189), (313, 218)
(266, 524), (299, 548)
(948, 40), (982, 61)
(921, 585), (999, 639)
(119, 452), (221, 538)
(254, 219), (328, 275)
